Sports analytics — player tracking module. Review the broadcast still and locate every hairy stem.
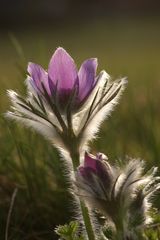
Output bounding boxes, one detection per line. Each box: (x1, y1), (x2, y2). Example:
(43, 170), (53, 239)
(79, 200), (96, 240)
(69, 146), (96, 240)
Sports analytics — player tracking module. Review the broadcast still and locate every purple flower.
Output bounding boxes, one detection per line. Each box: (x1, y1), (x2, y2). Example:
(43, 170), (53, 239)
(78, 152), (112, 188)
(6, 47), (127, 153)
(76, 153), (160, 238)
(28, 47), (98, 110)
(77, 152), (113, 198)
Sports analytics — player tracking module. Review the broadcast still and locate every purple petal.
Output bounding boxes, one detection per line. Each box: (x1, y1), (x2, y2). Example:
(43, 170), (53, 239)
(78, 58), (98, 101)
(95, 153), (112, 187)
(84, 152), (97, 171)
(48, 47), (78, 91)
(28, 62), (50, 94)
(78, 166), (96, 184)
(96, 161), (111, 183)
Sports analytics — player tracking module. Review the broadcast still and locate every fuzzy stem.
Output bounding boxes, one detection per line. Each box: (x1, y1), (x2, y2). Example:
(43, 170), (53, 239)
(115, 229), (125, 240)
(114, 221), (134, 240)
(69, 146), (96, 240)
(114, 218), (125, 240)
(80, 200), (96, 240)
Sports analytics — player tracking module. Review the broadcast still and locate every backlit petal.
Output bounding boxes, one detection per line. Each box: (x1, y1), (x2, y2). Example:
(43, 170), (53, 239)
(27, 62), (50, 94)
(48, 47), (78, 91)
(78, 58), (98, 101)
(84, 152), (97, 171)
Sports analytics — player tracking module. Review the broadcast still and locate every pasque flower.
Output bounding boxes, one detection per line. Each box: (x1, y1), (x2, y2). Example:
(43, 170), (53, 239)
(6, 47), (127, 155)
(76, 152), (160, 239)
(28, 47), (98, 111)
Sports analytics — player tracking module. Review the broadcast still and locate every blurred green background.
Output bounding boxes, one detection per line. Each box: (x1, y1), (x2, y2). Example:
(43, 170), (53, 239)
(0, 1), (160, 239)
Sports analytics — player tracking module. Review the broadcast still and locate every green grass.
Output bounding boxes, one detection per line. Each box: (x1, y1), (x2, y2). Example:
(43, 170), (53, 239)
(0, 16), (160, 239)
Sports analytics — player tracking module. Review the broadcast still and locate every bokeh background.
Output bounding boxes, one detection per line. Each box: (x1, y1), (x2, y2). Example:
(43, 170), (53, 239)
(0, 1), (160, 239)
